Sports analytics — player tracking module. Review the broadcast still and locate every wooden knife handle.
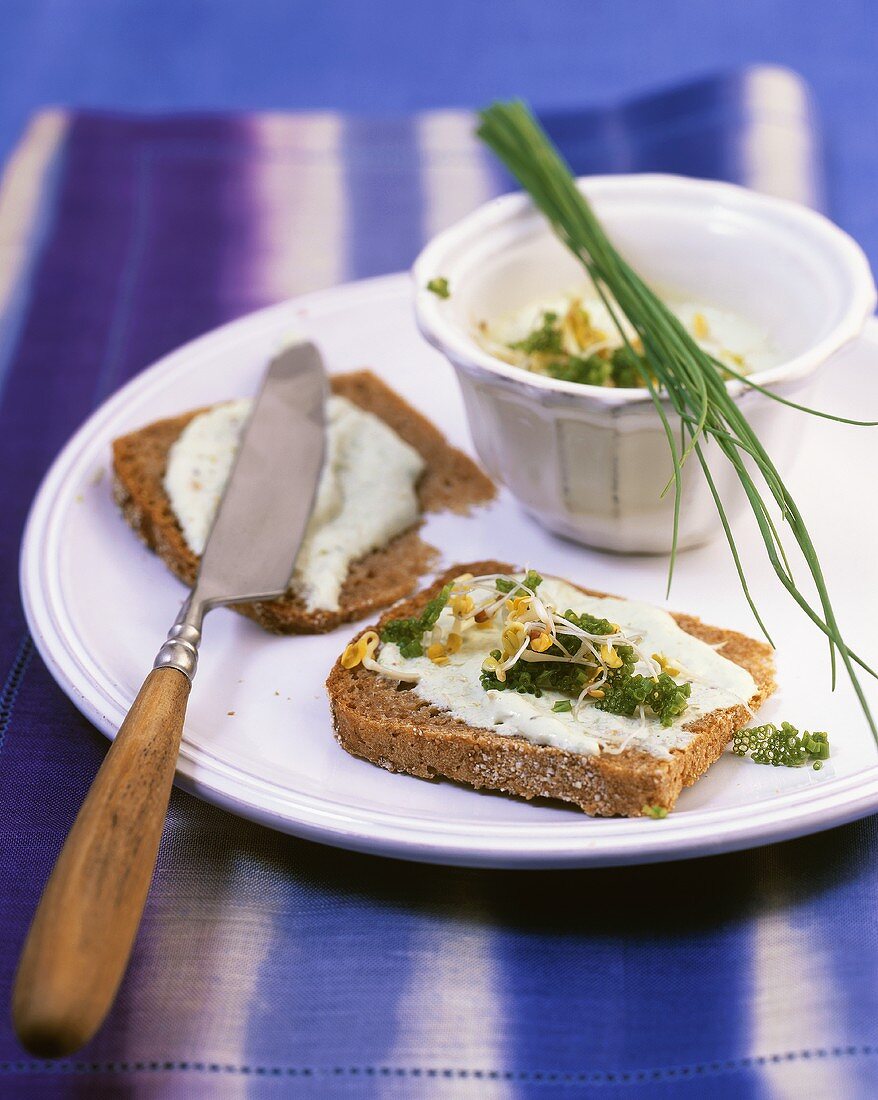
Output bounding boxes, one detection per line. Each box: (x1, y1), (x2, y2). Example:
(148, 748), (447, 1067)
(12, 667), (190, 1057)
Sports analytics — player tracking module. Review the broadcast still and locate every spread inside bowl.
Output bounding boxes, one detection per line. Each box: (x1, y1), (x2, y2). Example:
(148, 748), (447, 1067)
(475, 285), (778, 389)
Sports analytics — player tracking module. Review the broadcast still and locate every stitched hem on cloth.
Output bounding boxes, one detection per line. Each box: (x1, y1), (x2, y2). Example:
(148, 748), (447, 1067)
(0, 635), (34, 755)
(1, 1044), (876, 1084)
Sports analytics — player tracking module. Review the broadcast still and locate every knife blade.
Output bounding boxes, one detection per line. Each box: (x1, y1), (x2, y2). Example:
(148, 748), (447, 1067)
(153, 340), (328, 676)
(196, 340), (327, 608)
(13, 340), (328, 1058)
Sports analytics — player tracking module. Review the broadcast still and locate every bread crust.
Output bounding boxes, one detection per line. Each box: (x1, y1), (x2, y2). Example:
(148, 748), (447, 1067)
(327, 560), (776, 816)
(111, 371), (495, 633)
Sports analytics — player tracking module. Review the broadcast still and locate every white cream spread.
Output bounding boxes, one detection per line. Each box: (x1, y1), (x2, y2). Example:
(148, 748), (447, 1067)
(483, 291), (777, 376)
(378, 576), (756, 759)
(164, 395), (425, 612)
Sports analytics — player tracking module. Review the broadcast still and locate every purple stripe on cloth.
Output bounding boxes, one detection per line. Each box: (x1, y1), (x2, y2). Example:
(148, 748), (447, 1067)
(343, 114), (425, 280)
(1, 67), (873, 1098)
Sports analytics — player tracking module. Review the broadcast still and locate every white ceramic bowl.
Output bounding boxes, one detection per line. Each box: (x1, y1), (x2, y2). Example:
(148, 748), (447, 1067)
(413, 175), (876, 553)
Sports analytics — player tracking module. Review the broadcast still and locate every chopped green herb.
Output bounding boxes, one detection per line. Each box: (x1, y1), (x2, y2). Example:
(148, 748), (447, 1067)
(480, 602), (690, 727)
(544, 353), (612, 387)
(732, 722), (829, 769)
(510, 311), (563, 355)
(495, 570), (543, 594)
(482, 658), (589, 699)
(595, 672), (691, 728)
(610, 346), (653, 389)
(426, 276), (450, 299)
(380, 583), (453, 658)
(507, 311), (655, 389)
(642, 804), (668, 819)
(552, 699), (574, 713)
(561, 608), (618, 643)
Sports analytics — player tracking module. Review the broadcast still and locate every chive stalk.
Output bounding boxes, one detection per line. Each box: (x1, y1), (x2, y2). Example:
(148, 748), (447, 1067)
(476, 100), (877, 738)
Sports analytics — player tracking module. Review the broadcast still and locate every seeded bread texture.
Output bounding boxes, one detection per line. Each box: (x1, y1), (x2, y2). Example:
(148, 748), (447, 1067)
(327, 560), (776, 817)
(112, 371), (495, 634)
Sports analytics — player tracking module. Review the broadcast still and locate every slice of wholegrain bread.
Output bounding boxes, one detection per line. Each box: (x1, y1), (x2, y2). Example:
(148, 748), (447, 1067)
(327, 560), (776, 816)
(112, 371), (495, 634)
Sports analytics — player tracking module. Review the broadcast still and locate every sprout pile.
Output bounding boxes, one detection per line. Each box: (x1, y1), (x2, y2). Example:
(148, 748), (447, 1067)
(372, 570), (692, 728)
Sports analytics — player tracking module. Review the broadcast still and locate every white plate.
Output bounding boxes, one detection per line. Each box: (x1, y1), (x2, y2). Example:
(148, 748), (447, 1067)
(21, 273), (878, 868)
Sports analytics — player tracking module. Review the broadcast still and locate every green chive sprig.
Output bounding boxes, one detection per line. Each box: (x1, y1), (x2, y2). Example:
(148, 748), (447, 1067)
(476, 100), (877, 738)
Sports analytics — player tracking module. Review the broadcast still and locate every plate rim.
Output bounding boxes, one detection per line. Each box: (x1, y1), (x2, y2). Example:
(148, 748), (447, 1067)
(20, 272), (878, 868)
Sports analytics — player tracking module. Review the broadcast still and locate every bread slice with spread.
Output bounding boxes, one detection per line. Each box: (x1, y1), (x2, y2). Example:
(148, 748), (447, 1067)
(112, 371), (495, 633)
(327, 560), (776, 816)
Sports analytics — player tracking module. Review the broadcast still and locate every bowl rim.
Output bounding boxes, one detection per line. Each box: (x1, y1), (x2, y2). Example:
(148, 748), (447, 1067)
(412, 173), (877, 408)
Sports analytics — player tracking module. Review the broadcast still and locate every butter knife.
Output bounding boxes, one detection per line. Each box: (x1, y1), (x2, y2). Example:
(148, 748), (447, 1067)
(13, 342), (327, 1056)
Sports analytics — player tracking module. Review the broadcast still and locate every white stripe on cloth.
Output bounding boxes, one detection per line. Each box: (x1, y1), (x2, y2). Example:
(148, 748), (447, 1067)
(750, 850), (852, 1099)
(416, 110), (498, 242)
(0, 109), (68, 397)
(124, 846), (282, 1099)
(243, 112), (347, 301)
(741, 66), (824, 210)
(385, 889), (511, 1099)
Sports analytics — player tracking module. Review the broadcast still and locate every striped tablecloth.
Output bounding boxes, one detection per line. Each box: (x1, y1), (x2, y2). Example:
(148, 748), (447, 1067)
(1, 67), (876, 1098)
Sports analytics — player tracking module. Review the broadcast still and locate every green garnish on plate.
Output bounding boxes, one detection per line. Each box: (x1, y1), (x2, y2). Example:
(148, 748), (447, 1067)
(733, 722), (830, 769)
(476, 99), (878, 740)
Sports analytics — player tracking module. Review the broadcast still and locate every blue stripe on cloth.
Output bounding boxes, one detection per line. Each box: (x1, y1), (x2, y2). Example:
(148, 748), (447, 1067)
(492, 861), (756, 1096)
(529, 69), (822, 211)
(540, 72), (749, 184)
(0, 67), (872, 1098)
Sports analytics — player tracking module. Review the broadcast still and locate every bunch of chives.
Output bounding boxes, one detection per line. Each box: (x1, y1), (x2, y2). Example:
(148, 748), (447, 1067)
(477, 100), (877, 738)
